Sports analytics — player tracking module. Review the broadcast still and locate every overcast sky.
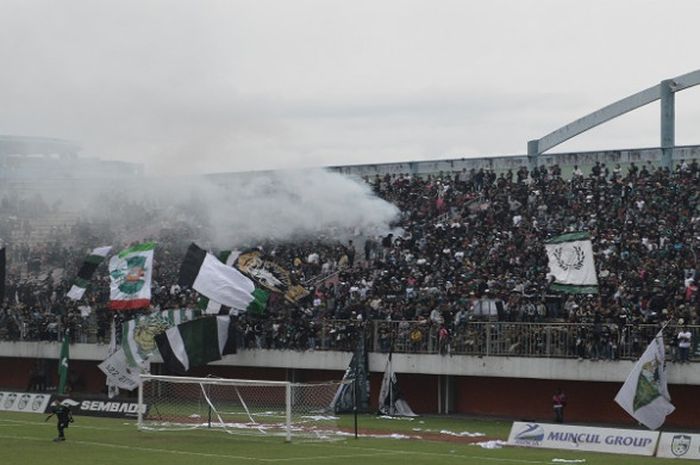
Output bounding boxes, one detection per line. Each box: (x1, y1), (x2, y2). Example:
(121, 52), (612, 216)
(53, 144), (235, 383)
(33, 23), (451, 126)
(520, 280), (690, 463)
(1, 0), (699, 175)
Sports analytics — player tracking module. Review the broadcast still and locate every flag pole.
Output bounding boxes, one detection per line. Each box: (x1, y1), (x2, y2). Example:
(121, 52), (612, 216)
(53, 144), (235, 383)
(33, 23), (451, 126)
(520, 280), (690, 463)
(353, 375), (358, 440)
(389, 332), (395, 416)
(353, 323), (359, 440)
(658, 318), (673, 333)
(655, 318), (674, 344)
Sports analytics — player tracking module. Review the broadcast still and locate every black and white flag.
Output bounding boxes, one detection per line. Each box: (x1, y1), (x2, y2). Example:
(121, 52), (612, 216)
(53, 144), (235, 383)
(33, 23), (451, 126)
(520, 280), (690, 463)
(67, 246), (112, 300)
(378, 352), (417, 417)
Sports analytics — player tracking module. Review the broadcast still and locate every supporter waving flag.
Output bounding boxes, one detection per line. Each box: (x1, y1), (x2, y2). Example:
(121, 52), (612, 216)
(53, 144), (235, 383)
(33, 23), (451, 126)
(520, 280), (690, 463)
(179, 243), (269, 316)
(614, 330), (675, 429)
(235, 249), (309, 303)
(545, 232), (598, 294)
(66, 246), (112, 301)
(155, 316), (236, 374)
(197, 250), (239, 314)
(109, 242), (155, 310)
(122, 308), (200, 367)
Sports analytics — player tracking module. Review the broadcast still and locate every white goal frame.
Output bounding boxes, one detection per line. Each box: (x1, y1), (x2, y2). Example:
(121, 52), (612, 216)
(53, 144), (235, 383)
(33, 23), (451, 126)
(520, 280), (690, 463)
(138, 374), (350, 442)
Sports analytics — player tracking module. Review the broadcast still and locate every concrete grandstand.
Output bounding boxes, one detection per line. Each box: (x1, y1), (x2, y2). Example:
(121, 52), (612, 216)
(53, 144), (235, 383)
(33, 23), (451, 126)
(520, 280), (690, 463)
(2, 70), (700, 430)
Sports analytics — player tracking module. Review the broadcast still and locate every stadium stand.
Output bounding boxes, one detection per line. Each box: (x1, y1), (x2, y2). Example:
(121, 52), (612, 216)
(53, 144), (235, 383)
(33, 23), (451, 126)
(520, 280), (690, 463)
(1, 160), (698, 363)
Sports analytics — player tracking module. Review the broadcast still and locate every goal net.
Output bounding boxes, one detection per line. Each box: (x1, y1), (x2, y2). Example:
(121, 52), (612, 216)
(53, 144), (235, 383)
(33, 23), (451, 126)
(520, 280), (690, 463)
(138, 374), (353, 441)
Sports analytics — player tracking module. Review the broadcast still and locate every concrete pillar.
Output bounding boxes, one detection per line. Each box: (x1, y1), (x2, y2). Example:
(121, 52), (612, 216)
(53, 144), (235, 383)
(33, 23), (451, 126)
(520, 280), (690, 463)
(660, 79), (675, 169)
(527, 140), (539, 175)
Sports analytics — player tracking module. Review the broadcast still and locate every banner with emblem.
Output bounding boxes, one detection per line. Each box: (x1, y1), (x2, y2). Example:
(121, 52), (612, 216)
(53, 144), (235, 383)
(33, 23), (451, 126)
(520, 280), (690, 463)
(657, 432), (700, 459)
(122, 308), (199, 368)
(108, 242), (155, 310)
(614, 330), (675, 430)
(545, 232), (598, 294)
(0, 391), (51, 413)
(235, 249), (309, 303)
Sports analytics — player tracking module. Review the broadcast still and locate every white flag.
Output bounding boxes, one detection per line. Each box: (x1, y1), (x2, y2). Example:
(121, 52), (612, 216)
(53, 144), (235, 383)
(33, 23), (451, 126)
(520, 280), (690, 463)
(614, 331), (675, 430)
(98, 349), (142, 391)
(179, 243), (268, 314)
(545, 232), (598, 293)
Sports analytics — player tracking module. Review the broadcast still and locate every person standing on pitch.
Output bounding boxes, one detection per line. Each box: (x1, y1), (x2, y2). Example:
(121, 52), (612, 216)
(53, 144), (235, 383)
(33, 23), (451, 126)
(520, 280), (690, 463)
(552, 388), (567, 423)
(45, 399), (73, 442)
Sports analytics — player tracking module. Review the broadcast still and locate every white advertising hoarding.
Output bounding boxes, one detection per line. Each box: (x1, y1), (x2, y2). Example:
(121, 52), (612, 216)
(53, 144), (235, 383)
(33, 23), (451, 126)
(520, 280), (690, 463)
(508, 422), (659, 456)
(658, 433), (700, 460)
(0, 391), (51, 413)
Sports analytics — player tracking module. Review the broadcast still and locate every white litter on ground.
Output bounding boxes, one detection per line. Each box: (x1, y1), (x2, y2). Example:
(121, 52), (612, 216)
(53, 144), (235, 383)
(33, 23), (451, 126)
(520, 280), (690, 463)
(377, 415), (415, 421)
(439, 429), (486, 437)
(552, 459), (586, 463)
(300, 415), (339, 421)
(412, 427), (485, 437)
(333, 431), (420, 440)
(473, 440), (507, 449)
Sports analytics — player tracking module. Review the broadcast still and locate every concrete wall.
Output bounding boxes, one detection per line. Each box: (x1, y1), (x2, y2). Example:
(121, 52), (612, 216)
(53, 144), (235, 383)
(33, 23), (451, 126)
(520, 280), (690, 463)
(452, 376), (699, 428)
(4, 351), (699, 428)
(328, 145), (700, 177)
(4, 341), (700, 427)
(3, 341), (698, 384)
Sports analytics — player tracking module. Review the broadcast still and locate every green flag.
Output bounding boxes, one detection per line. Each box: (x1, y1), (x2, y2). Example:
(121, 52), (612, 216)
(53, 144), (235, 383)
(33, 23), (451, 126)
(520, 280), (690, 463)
(58, 333), (70, 395)
(614, 330), (675, 429)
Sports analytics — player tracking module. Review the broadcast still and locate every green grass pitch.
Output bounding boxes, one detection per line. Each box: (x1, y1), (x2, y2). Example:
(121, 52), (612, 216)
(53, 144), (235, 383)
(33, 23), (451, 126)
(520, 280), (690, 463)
(0, 411), (694, 465)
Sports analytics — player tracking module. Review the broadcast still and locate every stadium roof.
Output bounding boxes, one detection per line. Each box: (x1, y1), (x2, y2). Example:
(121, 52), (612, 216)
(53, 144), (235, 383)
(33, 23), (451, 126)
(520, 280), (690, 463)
(0, 135), (81, 156)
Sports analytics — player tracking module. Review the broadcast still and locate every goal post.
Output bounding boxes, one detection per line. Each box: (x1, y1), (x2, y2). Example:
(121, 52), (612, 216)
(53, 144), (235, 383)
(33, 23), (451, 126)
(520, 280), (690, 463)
(138, 374), (353, 442)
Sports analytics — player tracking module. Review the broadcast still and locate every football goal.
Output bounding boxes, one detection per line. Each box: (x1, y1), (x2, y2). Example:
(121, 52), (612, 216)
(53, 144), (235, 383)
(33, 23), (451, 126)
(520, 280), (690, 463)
(138, 374), (354, 441)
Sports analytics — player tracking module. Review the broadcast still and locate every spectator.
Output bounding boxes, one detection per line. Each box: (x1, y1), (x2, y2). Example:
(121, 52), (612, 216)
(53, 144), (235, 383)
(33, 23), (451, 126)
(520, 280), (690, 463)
(553, 388), (567, 423)
(678, 324), (692, 363)
(1, 159), (700, 364)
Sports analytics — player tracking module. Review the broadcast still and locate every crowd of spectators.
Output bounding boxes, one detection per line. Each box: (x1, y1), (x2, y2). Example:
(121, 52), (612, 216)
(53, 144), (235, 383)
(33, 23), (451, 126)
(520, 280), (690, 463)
(1, 159), (699, 361)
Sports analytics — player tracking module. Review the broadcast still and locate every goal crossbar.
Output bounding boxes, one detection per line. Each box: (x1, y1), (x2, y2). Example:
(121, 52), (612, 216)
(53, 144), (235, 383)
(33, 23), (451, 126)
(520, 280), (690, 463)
(141, 374), (291, 386)
(138, 374), (352, 442)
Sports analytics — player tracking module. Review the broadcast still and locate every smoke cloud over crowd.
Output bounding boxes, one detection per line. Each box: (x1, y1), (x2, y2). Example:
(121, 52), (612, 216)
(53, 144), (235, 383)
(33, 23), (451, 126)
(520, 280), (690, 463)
(56, 168), (400, 249)
(193, 169), (400, 247)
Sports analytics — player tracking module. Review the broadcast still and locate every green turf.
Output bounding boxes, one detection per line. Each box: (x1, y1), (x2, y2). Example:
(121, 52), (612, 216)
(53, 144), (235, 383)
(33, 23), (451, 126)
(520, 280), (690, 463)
(0, 411), (694, 465)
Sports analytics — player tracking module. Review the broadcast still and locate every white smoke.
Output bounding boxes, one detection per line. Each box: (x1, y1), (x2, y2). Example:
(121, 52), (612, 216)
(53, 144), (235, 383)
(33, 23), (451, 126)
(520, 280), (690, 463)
(201, 169), (399, 247)
(68, 168), (398, 248)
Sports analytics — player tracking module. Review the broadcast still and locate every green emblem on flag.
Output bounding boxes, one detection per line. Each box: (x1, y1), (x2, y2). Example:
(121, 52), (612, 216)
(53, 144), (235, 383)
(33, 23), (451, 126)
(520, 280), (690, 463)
(111, 255), (147, 295)
(633, 359), (661, 411)
(132, 314), (170, 359)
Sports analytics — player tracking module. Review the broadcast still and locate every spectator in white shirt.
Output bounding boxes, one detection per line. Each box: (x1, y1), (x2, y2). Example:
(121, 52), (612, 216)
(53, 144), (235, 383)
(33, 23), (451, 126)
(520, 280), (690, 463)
(678, 326), (692, 363)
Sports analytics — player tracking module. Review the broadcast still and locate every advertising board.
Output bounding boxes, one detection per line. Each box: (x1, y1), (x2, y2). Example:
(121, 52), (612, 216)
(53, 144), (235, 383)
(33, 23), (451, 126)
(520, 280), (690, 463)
(507, 422), (659, 456)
